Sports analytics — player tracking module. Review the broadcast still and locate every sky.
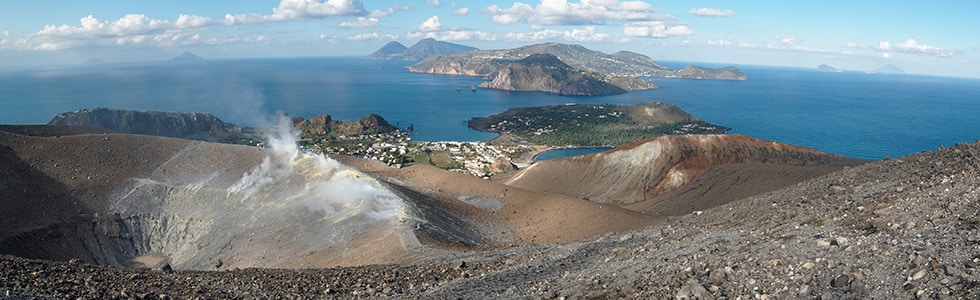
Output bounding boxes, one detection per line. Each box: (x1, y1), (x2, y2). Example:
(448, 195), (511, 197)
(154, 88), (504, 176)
(1, 0), (978, 78)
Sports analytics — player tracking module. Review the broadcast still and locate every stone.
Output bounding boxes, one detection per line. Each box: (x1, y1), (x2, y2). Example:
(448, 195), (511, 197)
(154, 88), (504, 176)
(830, 274), (851, 288)
(676, 280), (714, 300)
(910, 269), (926, 281)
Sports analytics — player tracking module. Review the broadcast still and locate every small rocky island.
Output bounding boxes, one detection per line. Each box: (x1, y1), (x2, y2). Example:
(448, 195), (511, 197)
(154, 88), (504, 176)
(817, 64), (843, 72)
(469, 102), (729, 146)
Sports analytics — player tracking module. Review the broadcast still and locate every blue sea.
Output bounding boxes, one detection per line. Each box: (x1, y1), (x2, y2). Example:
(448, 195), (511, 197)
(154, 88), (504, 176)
(1, 57), (978, 160)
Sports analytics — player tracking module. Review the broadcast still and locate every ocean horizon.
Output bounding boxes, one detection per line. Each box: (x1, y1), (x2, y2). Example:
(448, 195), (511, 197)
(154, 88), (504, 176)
(1, 56), (978, 160)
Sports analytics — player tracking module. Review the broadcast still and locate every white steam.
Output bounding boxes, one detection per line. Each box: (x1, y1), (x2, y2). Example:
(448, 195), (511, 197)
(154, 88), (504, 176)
(227, 116), (405, 222)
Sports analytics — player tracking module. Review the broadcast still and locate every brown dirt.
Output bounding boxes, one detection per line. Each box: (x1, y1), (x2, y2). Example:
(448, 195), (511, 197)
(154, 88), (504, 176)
(503, 134), (867, 216)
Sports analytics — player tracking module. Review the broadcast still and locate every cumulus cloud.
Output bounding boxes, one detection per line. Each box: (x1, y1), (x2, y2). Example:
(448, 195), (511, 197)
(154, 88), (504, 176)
(506, 26), (609, 41)
(18, 0), (368, 51)
(369, 5), (412, 18)
(418, 16), (442, 32)
(454, 7), (470, 16)
(338, 17), (378, 29)
(23, 14), (211, 50)
(873, 38), (958, 57)
(427, 0), (441, 8)
(623, 22), (693, 38)
(485, 0), (659, 25)
(224, 0), (367, 24)
(688, 8), (733, 17)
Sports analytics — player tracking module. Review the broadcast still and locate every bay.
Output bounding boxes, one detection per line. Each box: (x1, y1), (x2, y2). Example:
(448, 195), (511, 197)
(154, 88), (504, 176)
(1, 57), (978, 160)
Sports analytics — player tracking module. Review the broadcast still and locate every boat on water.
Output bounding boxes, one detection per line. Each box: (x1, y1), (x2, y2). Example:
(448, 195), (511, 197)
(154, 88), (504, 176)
(471, 84), (477, 92)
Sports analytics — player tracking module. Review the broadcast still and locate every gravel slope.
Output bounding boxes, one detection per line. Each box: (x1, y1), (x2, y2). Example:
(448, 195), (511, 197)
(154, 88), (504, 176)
(1, 126), (978, 299)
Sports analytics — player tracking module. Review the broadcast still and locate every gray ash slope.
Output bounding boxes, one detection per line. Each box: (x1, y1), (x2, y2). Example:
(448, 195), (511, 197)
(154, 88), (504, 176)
(3, 138), (979, 298)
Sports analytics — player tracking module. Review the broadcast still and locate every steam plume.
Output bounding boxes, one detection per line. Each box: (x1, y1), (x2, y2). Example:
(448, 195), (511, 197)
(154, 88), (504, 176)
(227, 115), (405, 222)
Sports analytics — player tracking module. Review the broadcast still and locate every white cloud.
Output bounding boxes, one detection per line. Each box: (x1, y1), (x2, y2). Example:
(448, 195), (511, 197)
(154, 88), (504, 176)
(339, 17), (378, 29)
(708, 39), (732, 46)
(427, 0), (441, 8)
(407, 30), (496, 41)
(506, 26), (609, 42)
(369, 5), (412, 18)
(224, 0), (367, 24)
(623, 22), (693, 38)
(485, 0), (660, 25)
(347, 32), (398, 41)
(873, 38), (958, 57)
(882, 52), (891, 59)
(18, 0), (368, 52)
(175, 15), (212, 28)
(707, 39), (757, 48)
(688, 8), (733, 17)
(418, 16), (442, 32)
(454, 7), (470, 16)
(774, 34), (797, 45)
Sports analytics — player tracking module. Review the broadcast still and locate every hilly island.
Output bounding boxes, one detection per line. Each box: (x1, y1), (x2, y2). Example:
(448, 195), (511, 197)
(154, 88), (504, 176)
(397, 41), (746, 96)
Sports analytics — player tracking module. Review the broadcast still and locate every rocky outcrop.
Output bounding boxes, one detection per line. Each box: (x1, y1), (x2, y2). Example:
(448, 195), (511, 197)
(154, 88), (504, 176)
(291, 113), (399, 138)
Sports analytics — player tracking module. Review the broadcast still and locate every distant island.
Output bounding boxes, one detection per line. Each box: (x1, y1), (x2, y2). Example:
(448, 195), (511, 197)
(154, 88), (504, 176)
(469, 102), (729, 146)
(398, 42), (745, 96)
(171, 51), (204, 62)
(816, 64), (842, 72)
(873, 64), (905, 74)
(479, 53), (654, 96)
(366, 38), (476, 61)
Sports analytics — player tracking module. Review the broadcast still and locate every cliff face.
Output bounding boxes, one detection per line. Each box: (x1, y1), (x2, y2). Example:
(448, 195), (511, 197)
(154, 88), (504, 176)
(505, 134), (865, 215)
(47, 108), (250, 143)
(479, 54), (633, 96)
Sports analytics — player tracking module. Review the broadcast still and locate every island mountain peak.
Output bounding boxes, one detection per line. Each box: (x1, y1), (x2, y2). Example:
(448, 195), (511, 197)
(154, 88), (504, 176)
(366, 38), (475, 61)
(365, 41), (408, 59)
(171, 51), (203, 62)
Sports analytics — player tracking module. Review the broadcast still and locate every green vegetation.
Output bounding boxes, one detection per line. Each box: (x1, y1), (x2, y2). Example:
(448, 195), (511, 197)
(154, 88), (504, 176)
(468, 102), (729, 147)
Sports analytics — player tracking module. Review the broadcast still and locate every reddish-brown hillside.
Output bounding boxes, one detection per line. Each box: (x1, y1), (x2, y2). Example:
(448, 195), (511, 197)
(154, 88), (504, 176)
(505, 134), (866, 215)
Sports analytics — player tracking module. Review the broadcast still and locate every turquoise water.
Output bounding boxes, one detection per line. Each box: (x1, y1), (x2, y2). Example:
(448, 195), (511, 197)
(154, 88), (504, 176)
(1, 57), (978, 160)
